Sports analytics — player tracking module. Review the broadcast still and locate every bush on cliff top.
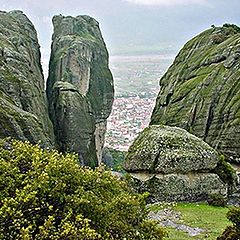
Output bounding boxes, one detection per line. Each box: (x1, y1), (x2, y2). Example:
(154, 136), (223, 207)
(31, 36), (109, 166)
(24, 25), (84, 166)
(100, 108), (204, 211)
(0, 138), (165, 240)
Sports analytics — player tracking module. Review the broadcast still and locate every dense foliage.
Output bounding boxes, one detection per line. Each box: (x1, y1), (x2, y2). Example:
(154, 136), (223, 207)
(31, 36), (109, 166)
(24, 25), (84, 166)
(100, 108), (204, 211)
(213, 155), (236, 185)
(102, 147), (126, 172)
(0, 138), (165, 239)
(222, 23), (240, 33)
(207, 193), (226, 207)
(217, 208), (240, 240)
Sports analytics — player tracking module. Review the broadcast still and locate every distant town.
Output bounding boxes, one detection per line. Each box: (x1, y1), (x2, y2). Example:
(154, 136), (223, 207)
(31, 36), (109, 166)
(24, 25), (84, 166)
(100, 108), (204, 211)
(105, 54), (173, 151)
(105, 96), (156, 151)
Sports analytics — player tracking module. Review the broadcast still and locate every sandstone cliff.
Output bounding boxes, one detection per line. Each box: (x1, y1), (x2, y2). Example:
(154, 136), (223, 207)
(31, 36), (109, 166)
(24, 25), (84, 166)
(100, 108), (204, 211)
(151, 24), (240, 163)
(0, 10), (55, 148)
(47, 15), (114, 165)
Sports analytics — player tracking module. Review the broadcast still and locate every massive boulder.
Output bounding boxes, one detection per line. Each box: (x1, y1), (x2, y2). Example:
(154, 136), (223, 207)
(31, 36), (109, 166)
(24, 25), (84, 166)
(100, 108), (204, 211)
(47, 15), (114, 164)
(0, 10), (55, 147)
(151, 24), (240, 163)
(124, 125), (228, 202)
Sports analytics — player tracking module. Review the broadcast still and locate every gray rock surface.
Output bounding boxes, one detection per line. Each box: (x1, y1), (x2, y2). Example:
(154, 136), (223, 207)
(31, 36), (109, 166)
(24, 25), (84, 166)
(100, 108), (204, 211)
(50, 81), (97, 167)
(0, 10), (55, 148)
(130, 172), (227, 202)
(0, 11), (114, 167)
(150, 24), (240, 163)
(124, 125), (228, 202)
(47, 15), (114, 163)
(124, 125), (219, 174)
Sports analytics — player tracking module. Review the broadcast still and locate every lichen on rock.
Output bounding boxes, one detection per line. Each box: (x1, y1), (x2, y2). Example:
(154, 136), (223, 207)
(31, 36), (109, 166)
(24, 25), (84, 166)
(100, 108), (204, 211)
(50, 81), (97, 167)
(130, 173), (227, 203)
(0, 11), (114, 167)
(0, 10), (55, 148)
(124, 125), (229, 202)
(124, 125), (220, 174)
(47, 14), (114, 164)
(150, 24), (240, 163)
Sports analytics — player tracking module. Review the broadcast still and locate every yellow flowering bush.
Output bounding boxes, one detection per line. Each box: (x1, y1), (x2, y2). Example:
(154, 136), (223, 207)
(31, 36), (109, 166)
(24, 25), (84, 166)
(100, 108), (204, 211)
(0, 138), (165, 239)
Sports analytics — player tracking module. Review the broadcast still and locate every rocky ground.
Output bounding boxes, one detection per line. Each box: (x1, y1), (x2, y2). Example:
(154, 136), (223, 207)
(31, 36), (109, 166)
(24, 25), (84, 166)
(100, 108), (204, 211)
(149, 207), (205, 237)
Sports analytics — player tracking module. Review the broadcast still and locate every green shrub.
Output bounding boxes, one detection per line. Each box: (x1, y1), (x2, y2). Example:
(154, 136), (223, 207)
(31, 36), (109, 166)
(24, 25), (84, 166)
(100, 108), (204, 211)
(207, 194), (226, 207)
(223, 23), (240, 33)
(102, 148), (126, 172)
(213, 155), (236, 185)
(218, 226), (239, 240)
(227, 208), (240, 228)
(0, 138), (166, 240)
(217, 208), (240, 240)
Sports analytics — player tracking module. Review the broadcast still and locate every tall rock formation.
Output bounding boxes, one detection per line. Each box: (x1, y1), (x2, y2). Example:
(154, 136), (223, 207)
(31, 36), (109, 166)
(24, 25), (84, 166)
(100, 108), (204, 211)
(151, 24), (240, 163)
(47, 15), (114, 165)
(0, 10), (55, 147)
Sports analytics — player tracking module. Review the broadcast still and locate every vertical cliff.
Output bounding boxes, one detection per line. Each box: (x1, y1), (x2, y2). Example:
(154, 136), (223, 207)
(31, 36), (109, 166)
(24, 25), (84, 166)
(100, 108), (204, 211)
(0, 10), (55, 147)
(151, 24), (240, 162)
(47, 15), (114, 165)
(50, 82), (97, 167)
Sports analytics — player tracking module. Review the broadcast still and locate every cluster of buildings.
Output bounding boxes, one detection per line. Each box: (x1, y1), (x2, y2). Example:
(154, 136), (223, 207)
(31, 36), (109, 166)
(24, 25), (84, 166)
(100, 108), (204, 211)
(105, 96), (156, 151)
(105, 54), (174, 151)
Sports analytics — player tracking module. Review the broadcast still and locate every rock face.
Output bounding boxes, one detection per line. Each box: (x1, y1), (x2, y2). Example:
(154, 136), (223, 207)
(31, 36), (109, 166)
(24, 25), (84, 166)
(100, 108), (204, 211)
(151, 24), (240, 163)
(47, 15), (114, 165)
(0, 11), (113, 167)
(0, 10), (55, 148)
(124, 125), (228, 202)
(50, 81), (97, 167)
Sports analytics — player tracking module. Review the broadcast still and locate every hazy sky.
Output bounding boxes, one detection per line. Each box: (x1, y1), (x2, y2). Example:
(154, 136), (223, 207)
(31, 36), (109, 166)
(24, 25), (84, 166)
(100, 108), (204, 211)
(1, 0), (240, 70)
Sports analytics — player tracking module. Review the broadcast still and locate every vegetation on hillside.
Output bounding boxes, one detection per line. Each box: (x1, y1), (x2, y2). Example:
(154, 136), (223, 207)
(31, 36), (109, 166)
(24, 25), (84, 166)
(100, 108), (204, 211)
(213, 155), (237, 185)
(102, 147), (126, 172)
(0, 138), (165, 240)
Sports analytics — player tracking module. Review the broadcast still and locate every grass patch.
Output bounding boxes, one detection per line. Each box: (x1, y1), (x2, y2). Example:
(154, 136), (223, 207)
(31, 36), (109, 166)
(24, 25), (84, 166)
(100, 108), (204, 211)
(151, 203), (230, 240)
(165, 228), (197, 240)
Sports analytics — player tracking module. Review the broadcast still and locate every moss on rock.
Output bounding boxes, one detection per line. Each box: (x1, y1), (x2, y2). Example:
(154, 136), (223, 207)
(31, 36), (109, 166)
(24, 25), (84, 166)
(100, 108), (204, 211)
(124, 125), (232, 202)
(124, 125), (220, 174)
(0, 10), (55, 148)
(50, 81), (98, 167)
(47, 14), (114, 163)
(151, 24), (240, 163)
